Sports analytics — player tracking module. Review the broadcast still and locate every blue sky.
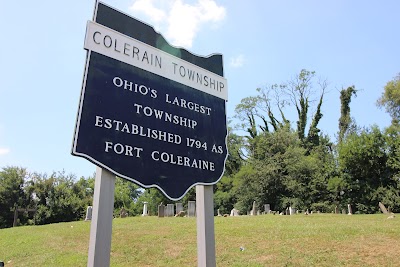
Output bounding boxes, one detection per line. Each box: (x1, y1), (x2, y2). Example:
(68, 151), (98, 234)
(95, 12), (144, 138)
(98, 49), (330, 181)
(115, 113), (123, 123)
(1, 0), (399, 178)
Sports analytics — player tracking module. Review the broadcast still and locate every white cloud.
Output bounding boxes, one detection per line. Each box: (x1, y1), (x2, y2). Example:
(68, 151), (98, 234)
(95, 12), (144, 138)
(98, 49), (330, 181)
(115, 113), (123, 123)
(230, 54), (245, 68)
(129, 0), (226, 48)
(130, 0), (167, 23)
(0, 148), (10, 156)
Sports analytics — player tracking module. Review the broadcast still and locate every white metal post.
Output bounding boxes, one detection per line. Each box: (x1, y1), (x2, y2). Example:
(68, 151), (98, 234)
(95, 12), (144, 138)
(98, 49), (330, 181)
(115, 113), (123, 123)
(87, 167), (116, 267)
(196, 185), (216, 267)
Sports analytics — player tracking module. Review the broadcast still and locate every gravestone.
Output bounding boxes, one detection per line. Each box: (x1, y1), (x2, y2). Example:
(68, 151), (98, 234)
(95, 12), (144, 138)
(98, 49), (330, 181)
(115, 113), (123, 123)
(217, 209), (222, 217)
(347, 204), (352, 215)
(176, 203), (183, 215)
(387, 214), (395, 219)
(289, 207), (295, 215)
(264, 204), (271, 214)
(158, 204), (165, 218)
(175, 210), (186, 217)
(142, 202), (148, 216)
(188, 201), (196, 217)
(85, 206), (93, 221)
(379, 202), (388, 214)
(120, 207), (128, 218)
(342, 209), (346, 214)
(251, 201), (257, 216)
(334, 206), (338, 214)
(230, 208), (239, 216)
(166, 204), (175, 217)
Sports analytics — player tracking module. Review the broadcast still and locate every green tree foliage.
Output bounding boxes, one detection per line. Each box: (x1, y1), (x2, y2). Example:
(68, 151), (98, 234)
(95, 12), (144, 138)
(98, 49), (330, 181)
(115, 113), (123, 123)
(233, 127), (335, 213)
(377, 73), (400, 124)
(224, 126), (244, 176)
(0, 167), (30, 228)
(0, 167), (98, 228)
(114, 178), (142, 217)
(213, 127), (245, 215)
(29, 171), (94, 224)
(214, 175), (239, 215)
(234, 69), (327, 156)
(338, 86), (357, 143)
(224, 70), (334, 214)
(338, 126), (400, 213)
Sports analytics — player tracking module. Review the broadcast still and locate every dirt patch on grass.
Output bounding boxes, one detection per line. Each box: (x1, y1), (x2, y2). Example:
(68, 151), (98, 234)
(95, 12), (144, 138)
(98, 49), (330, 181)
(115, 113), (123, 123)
(337, 236), (400, 266)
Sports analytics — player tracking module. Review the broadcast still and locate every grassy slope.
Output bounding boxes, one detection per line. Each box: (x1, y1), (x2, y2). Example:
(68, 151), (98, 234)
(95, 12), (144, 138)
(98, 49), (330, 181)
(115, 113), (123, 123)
(1, 214), (399, 267)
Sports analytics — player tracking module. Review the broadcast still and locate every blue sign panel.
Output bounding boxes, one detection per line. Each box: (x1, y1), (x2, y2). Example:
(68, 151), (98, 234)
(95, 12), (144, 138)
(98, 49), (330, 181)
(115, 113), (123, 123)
(72, 2), (228, 200)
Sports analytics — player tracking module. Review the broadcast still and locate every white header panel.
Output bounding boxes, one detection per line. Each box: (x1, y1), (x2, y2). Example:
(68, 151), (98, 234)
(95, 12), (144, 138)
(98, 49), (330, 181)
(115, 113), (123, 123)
(84, 21), (228, 100)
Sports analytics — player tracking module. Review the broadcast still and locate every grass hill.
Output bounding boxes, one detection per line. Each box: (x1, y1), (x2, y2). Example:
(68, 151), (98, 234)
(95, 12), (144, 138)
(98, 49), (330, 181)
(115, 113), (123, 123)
(1, 214), (399, 266)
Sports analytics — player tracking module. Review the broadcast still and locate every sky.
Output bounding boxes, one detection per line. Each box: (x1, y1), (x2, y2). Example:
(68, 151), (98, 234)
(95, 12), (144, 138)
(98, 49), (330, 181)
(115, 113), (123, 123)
(1, 0), (399, 179)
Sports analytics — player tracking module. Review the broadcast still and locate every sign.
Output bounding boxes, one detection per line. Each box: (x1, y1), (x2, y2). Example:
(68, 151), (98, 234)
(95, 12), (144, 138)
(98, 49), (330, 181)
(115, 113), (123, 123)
(72, 2), (228, 200)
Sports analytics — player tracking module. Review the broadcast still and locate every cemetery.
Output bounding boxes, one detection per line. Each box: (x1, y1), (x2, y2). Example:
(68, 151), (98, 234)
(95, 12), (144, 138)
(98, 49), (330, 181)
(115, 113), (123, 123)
(1, 207), (399, 266)
(1, 1), (400, 266)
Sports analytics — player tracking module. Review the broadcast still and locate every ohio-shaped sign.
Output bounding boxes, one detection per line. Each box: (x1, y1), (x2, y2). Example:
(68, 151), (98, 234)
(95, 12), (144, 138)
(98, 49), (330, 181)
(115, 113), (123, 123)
(72, 2), (228, 200)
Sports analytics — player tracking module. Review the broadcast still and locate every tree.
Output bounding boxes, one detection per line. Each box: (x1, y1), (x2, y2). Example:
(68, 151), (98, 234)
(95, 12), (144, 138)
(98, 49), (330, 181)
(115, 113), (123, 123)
(233, 69), (328, 154)
(224, 70), (334, 213)
(377, 73), (400, 124)
(234, 126), (335, 213)
(381, 124), (400, 211)
(224, 124), (244, 176)
(114, 178), (142, 216)
(28, 171), (94, 225)
(337, 126), (400, 213)
(0, 166), (30, 228)
(338, 86), (357, 142)
(213, 125), (245, 215)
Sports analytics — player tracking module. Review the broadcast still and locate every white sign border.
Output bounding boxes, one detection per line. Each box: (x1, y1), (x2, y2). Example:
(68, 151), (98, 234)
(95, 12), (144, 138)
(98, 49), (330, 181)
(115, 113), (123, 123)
(84, 21), (228, 101)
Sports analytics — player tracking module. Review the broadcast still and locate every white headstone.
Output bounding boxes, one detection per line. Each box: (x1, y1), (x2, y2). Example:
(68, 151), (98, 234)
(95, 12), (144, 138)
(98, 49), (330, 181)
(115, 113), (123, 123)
(142, 202), (148, 216)
(230, 208), (239, 216)
(188, 201), (196, 217)
(85, 206), (93, 221)
(289, 207), (296, 215)
(379, 202), (388, 214)
(158, 204), (165, 217)
(251, 201), (257, 216)
(264, 204), (271, 214)
(166, 204), (174, 217)
(347, 204), (352, 215)
(176, 203), (184, 215)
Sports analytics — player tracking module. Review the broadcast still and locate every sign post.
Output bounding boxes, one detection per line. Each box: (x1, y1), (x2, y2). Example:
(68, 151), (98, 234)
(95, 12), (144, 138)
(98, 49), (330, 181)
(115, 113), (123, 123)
(87, 167), (115, 267)
(196, 185), (216, 267)
(72, 2), (228, 266)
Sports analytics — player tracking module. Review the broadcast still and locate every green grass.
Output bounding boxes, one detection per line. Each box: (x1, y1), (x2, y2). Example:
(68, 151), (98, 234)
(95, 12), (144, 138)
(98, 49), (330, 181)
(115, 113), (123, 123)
(1, 214), (400, 266)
